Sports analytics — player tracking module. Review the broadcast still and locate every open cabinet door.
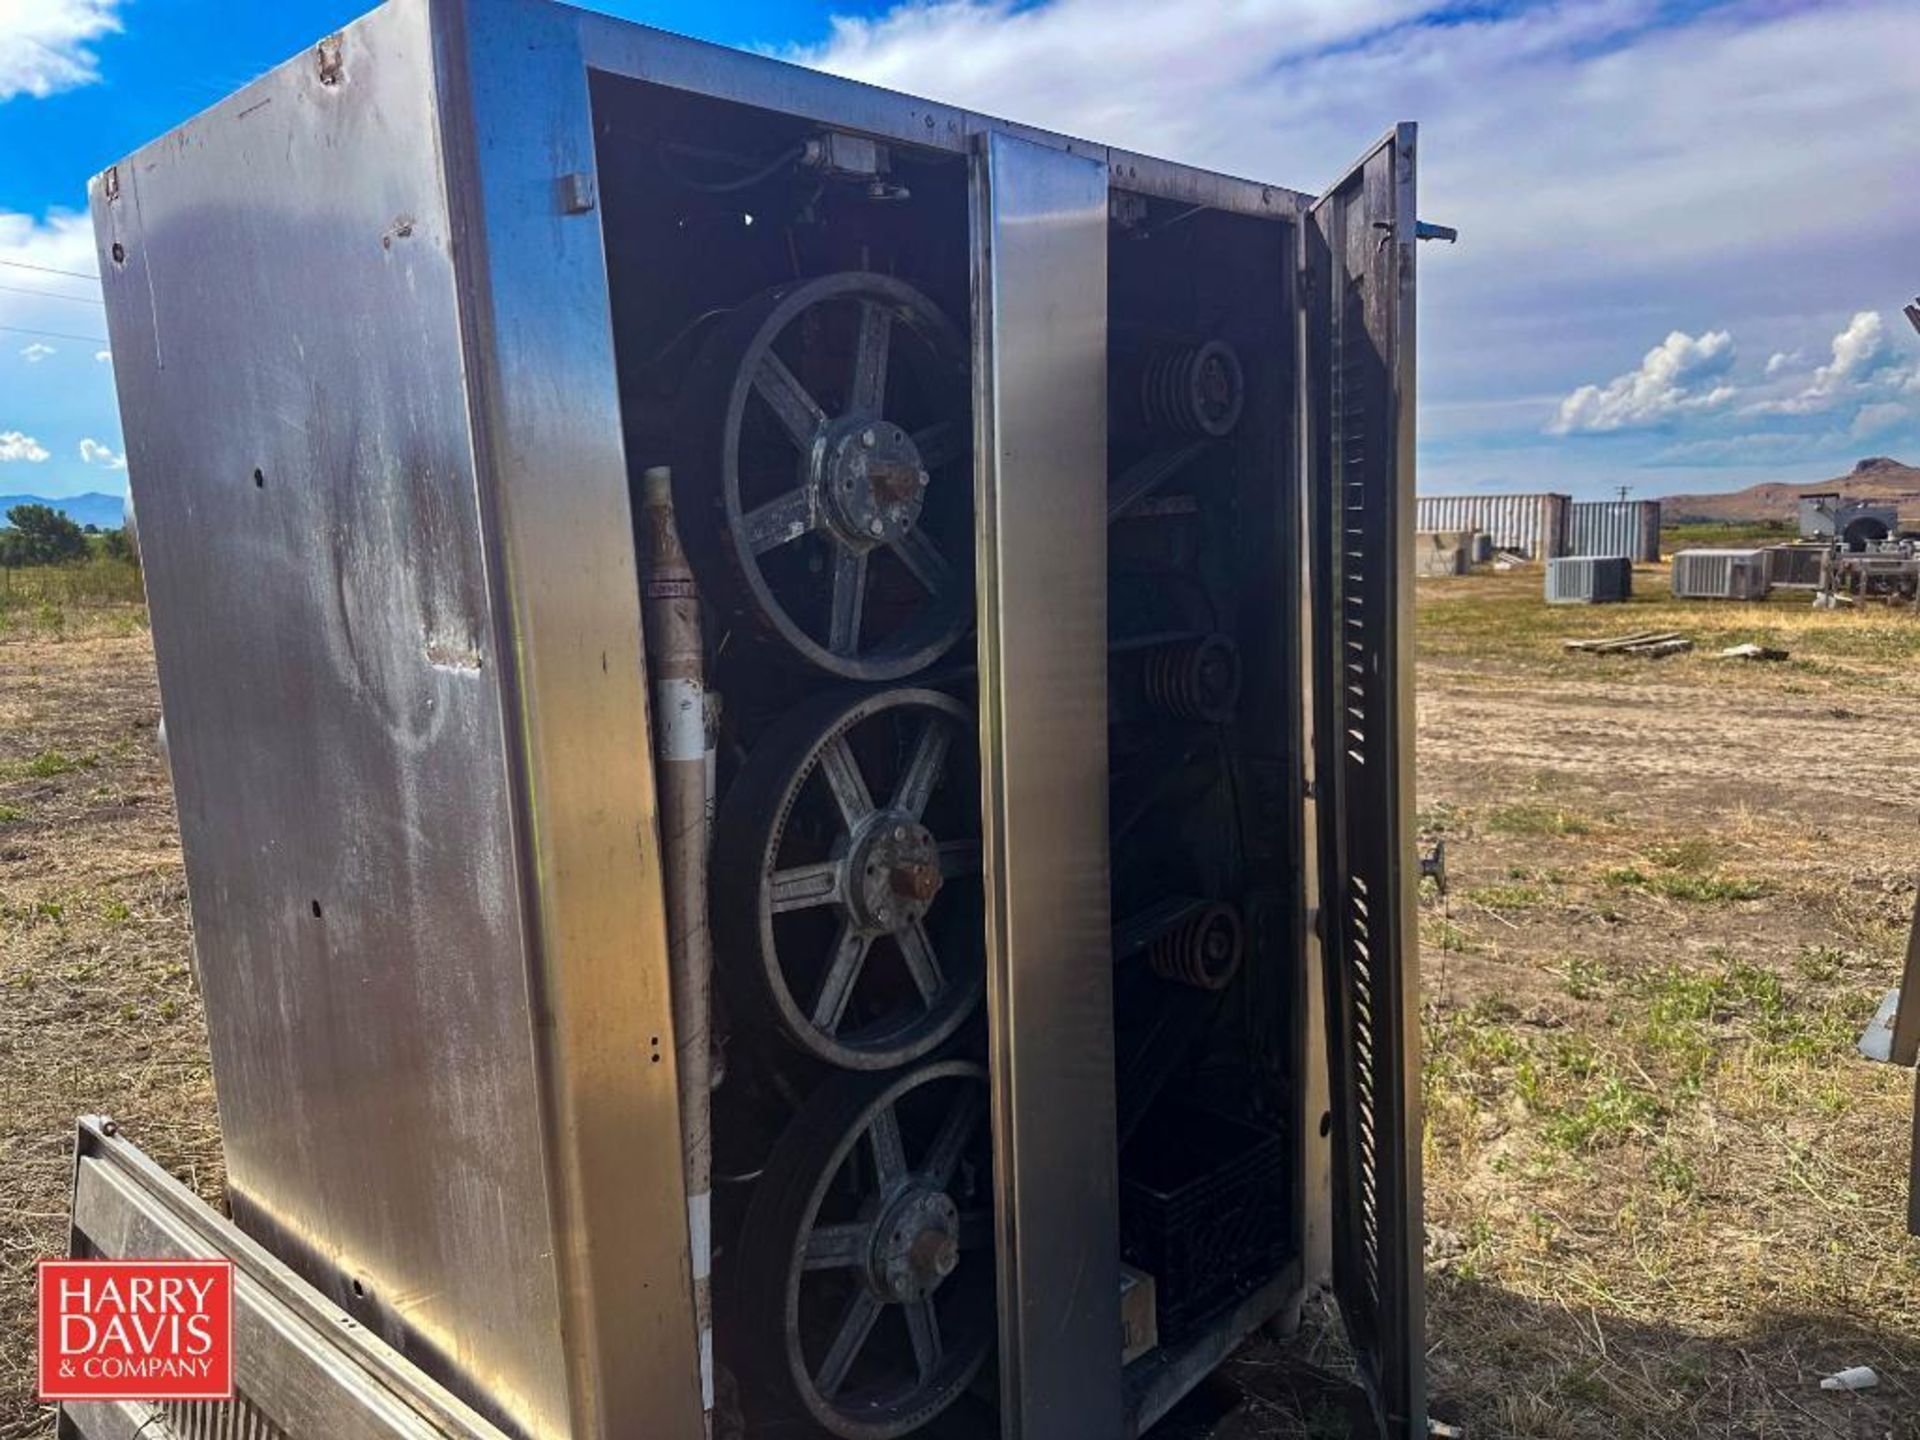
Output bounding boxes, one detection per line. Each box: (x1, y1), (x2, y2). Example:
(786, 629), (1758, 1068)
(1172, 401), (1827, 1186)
(1305, 125), (1425, 1439)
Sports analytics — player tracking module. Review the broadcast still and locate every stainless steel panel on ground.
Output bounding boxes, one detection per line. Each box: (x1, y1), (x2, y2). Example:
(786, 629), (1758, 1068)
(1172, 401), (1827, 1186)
(90, 1), (701, 1434)
(1566, 500), (1660, 562)
(970, 131), (1123, 1438)
(60, 1119), (511, 1440)
(1415, 493), (1569, 558)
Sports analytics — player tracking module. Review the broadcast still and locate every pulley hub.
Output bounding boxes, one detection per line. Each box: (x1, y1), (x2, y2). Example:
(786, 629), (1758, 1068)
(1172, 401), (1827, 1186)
(847, 810), (943, 933)
(867, 1188), (960, 1303)
(817, 418), (929, 550)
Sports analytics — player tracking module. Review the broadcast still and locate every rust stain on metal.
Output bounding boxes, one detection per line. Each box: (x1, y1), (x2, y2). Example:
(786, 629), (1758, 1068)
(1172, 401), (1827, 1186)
(316, 33), (345, 86)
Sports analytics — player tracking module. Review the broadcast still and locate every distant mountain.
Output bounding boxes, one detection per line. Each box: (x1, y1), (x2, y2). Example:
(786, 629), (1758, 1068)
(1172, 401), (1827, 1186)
(0, 493), (127, 531)
(1659, 457), (1920, 524)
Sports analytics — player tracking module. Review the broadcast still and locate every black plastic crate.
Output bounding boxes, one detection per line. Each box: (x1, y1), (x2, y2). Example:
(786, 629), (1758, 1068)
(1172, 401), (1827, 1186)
(1119, 1103), (1290, 1342)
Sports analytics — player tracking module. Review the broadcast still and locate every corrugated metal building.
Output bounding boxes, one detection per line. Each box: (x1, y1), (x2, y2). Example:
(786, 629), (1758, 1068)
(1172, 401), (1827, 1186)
(1566, 500), (1661, 562)
(1415, 494), (1570, 559)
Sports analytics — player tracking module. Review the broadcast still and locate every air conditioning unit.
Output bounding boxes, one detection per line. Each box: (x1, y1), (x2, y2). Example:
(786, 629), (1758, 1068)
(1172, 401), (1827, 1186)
(1671, 549), (1771, 600)
(1546, 555), (1632, 604)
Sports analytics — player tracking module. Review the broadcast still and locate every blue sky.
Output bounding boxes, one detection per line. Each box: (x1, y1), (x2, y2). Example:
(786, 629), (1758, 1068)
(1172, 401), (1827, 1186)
(3, 0), (1918, 504)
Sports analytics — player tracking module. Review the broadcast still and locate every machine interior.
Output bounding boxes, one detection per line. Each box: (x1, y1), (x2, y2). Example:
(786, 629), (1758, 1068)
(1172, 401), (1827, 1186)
(590, 69), (1306, 1437)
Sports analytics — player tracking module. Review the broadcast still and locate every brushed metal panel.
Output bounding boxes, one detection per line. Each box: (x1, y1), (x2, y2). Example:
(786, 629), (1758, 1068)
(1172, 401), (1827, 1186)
(969, 130), (1122, 1438)
(427, 1), (704, 1433)
(90, 0), (701, 1434)
(90, 4), (571, 1431)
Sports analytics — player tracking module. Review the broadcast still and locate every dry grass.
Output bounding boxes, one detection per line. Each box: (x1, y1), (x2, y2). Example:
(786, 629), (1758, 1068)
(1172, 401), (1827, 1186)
(0, 602), (220, 1440)
(1409, 564), (1920, 1439)
(4, 566), (1920, 1438)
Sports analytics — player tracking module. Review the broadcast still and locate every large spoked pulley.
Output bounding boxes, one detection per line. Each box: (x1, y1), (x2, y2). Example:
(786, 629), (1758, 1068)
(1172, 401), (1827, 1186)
(675, 272), (973, 681)
(735, 1060), (993, 1439)
(713, 687), (983, 1071)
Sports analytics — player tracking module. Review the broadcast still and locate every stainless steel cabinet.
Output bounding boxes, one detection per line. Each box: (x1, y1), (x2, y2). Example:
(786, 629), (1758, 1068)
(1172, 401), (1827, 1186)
(80, 3), (1423, 1436)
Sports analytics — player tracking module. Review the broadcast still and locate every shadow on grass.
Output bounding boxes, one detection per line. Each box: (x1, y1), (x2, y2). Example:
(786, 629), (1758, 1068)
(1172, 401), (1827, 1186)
(1153, 1278), (1920, 1438)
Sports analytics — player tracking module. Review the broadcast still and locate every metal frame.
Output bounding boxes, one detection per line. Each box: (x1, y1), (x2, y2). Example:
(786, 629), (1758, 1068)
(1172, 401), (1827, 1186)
(572, 12), (1313, 223)
(90, 1), (1423, 1434)
(59, 1117), (513, 1440)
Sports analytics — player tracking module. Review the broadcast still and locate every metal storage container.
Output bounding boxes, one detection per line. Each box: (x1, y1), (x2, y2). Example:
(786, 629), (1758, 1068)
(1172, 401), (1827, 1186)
(1415, 493), (1570, 558)
(1546, 556), (1631, 604)
(1566, 500), (1660, 562)
(1671, 549), (1771, 600)
(71, 4), (1428, 1440)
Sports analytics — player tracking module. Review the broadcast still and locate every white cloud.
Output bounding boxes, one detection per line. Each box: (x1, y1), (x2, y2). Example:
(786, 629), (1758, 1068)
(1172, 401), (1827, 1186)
(94, 348), (110, 363)
(19, 341), (54, 362)
(0, 429), (50, 463)
(796, 0), (1920, 287)
(1750, 310), (1920, 416)
(1548, 330), (1737, 435)
(1819, 311), (1896, 389)
(77, 436), (124, 469)
(0, 208), (97, 278)
(0, 0), (122, 101)
(795, 0), (1920, 491)
(1764, 351), (1798, 377)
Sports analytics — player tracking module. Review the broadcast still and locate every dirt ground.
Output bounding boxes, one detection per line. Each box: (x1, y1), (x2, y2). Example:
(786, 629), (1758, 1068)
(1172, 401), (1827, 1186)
(1404, 567), (1920, 1439)
(4, 565), (1920, 1438)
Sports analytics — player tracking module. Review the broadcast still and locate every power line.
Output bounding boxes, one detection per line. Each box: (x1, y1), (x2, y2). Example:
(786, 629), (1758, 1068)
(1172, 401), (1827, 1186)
(0, 257), (101, 282)
(0, 322), (109, 346)
(0, 281), (103, 306)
